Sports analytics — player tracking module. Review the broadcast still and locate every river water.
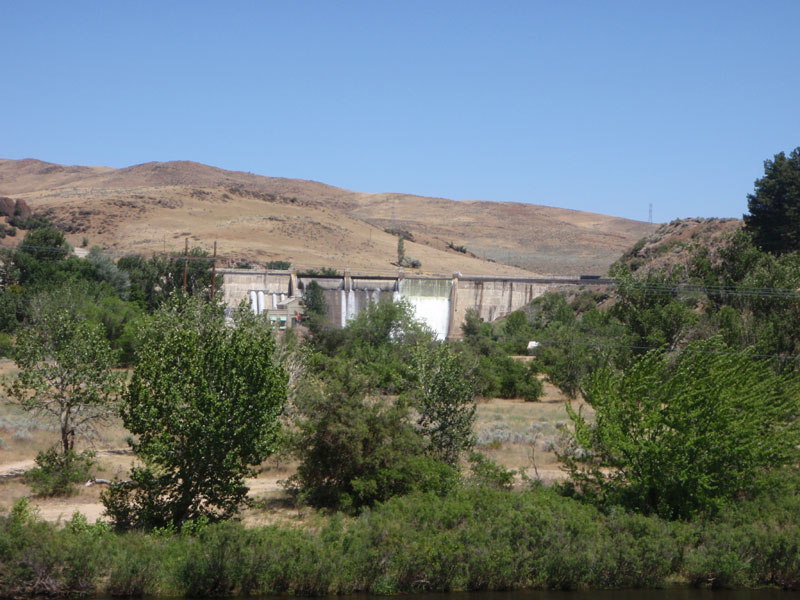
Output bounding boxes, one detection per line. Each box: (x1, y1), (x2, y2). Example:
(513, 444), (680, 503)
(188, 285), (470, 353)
(379, 592), (790, 600)
(168, 589), (794, 600)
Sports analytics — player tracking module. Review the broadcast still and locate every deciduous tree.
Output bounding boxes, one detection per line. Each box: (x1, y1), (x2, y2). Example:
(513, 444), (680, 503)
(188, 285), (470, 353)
(412, 343), (477, 466)
(7, 305), (123, 455)
(562, 339), (800, 519)
(102, 295), (287, 529)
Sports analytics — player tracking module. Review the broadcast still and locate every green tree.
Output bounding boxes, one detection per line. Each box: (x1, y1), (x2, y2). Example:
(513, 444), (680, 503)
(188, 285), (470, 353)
(116, 249), (214, 311)
(102, 295), (287, 529)
(301, 280), (327, 319)
(688, 229), (800, 366)
(411, 343), (476, 466)
(610, 270), (698, 351)
(27, 282), (145, 367)
(309, 298), (433, 394)
(7, 304), (123, 456)
(20, 225), (68, 262)
(267, 260), (291, 270)
(87, 246), (130, 298)
(744, 147), (800, 255)
(397, 235), (406, 266)
(562, 339), (800, 519)
(288, 365), (457, 512)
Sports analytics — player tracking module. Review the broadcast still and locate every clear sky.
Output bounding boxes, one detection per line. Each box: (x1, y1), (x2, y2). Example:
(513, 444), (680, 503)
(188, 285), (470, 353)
(2, 1), (798, 222)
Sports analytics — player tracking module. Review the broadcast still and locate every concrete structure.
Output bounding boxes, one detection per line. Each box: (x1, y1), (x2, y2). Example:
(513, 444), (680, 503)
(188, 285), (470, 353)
(220, 268), (613, 340)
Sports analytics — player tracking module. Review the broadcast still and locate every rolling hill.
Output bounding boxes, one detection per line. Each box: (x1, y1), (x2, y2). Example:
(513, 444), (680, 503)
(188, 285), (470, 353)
(0, 158), (658, 276)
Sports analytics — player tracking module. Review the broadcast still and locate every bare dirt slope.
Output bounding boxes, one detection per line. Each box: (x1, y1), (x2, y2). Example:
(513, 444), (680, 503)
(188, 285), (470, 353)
(0, 158), (657, 276)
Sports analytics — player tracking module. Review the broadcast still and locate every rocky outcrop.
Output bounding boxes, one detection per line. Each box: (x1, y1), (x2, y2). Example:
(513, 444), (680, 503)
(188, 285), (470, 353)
(14, 199), (31, 220)
(0, 197), (15, 217)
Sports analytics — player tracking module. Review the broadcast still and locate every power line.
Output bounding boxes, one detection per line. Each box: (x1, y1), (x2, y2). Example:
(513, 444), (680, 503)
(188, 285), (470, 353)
(615, 282), (800, 299)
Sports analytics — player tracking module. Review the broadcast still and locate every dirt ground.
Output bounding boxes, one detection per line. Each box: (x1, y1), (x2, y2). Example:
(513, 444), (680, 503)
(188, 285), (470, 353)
(0, 359), (585, 524)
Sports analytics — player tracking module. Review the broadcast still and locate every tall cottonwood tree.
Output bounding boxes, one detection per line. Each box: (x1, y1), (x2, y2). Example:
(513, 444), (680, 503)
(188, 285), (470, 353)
(103, 294), (287, 529)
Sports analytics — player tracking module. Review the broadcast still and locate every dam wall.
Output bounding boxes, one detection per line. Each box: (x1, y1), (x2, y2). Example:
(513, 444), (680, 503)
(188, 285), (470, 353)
(221, 269), (294, 312)
(449, 276), (551, 339)
(219, 269), (611, 339)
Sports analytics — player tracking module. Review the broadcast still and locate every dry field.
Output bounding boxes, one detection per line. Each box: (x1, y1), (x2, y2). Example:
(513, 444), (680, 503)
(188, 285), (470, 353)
(0, 362), (586, 524)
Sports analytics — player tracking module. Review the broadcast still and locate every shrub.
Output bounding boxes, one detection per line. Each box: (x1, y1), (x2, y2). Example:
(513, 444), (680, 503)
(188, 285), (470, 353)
(0, 500), (110, 597)
(26, 448), (96, 497)
(466, 452), (515, 490)
(288, 371), (457, 512)
(267, 260), (291, 270)
(447, 241), (467, 253)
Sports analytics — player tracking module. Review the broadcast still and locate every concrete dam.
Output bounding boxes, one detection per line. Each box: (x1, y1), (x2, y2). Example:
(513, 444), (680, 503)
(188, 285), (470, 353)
(220, 269), (611, 340)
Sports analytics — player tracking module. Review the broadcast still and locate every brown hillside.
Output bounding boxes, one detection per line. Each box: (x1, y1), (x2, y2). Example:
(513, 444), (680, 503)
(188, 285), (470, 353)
(0, 158), (657, 276)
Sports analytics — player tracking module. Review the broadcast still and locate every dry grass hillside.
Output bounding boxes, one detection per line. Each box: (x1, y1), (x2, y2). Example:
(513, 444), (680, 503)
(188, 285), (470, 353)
(0, 158), (657, 276)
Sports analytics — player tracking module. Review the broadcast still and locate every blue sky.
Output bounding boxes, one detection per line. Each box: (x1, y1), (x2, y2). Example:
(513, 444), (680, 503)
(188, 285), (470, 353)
(2, 1), (798, 222)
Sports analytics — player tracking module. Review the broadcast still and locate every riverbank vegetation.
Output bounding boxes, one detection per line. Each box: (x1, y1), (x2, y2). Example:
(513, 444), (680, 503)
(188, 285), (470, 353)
(3, 481), (800, 597)
(2, 147), (800, 595)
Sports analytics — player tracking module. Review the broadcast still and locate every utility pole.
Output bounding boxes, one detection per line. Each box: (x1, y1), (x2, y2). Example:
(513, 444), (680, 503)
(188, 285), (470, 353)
(649, 203), (653, 224)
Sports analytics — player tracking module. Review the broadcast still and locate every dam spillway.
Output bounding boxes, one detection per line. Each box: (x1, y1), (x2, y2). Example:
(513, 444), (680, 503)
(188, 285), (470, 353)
(398, 278), (452, 340)
(221, 269), (613, 339)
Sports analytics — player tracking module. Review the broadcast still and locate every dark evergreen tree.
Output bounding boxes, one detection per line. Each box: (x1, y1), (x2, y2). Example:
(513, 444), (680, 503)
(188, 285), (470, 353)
(744, 147), (800, 255)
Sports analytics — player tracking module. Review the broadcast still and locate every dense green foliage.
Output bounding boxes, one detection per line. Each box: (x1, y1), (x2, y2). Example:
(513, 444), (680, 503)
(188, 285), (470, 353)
(299, 280), (327, 333)
(116, 249), (213, 311)
(290, 300), (472, 511)
(6, 484), (800, 597)
(744, 147), (800, 255)
(563, 340), (800, 519)
(0, 226), (113, 335)
(287, 371), (458, 512)
(267, 260), (291, 270)
(458, 309), (543, 400)
(307, 299), (433, 393)
(8, 145), (800, 592)
(690, 229), (800, 363)
(102, 295), (287, 529)
(0, 219), (212, 366)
